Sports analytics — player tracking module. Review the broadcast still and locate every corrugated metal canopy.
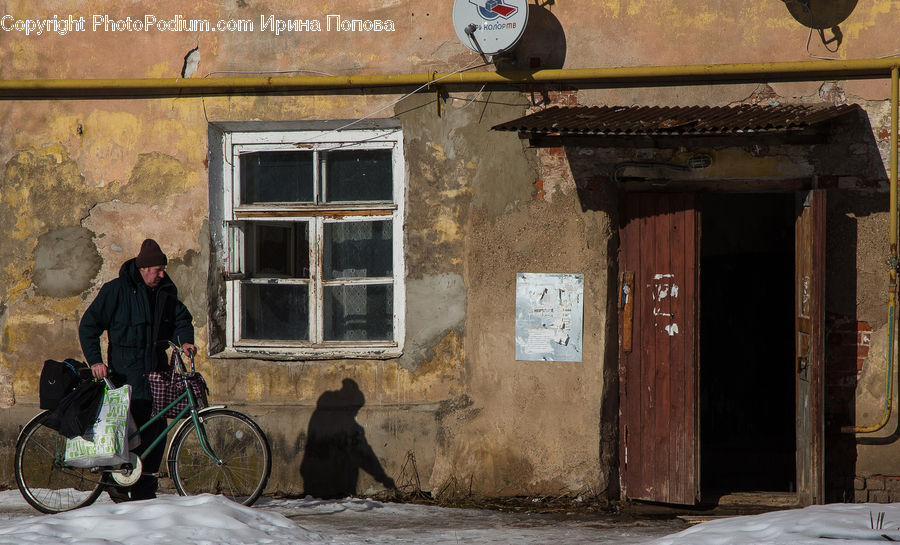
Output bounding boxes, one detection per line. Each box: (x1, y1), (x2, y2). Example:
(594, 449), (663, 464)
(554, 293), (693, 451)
(492, 104), (861, 136)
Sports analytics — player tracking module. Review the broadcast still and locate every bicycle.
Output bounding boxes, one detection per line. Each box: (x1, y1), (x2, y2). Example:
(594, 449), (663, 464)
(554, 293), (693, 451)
(14, 345), (272, 513)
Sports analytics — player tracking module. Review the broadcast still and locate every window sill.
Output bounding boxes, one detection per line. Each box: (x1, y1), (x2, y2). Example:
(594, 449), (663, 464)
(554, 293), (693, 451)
(211, 346), (402, 361)
(233, 203), (397, 218)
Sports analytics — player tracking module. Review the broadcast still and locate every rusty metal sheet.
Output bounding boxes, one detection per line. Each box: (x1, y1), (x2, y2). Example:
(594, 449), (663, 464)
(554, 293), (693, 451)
(493, 104), (860, 136)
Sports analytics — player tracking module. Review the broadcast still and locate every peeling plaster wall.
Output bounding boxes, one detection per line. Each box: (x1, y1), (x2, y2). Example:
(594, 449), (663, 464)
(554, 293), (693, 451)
(1, 0), (900, 501)
(33, 227), (101, 298)
(0, 127), (209, 398)
(394, 89), (613, 495)
(452, 193), (612, 495)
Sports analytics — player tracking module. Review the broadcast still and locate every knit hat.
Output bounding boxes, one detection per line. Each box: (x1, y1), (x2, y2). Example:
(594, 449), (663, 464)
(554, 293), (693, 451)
(135, 239), (167, 268)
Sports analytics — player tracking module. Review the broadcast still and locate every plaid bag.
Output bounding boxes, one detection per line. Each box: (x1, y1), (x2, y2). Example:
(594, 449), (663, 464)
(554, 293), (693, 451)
(147, 368), (209, 418)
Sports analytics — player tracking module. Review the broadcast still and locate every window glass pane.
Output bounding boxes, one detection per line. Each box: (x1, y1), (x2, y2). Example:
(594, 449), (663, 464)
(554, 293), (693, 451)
(247, 222), (310, 278)
(323, 221), (392, 279)
(240, 152), (313, 203)
(241, 283), (309, 340)
(324, 284), (393, 341)
(324, 150), (393, 202)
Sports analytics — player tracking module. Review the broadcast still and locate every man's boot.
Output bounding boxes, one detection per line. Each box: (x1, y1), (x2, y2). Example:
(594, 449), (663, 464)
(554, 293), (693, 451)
(129, 474), (158, 500)
(103, 475), (131, 503)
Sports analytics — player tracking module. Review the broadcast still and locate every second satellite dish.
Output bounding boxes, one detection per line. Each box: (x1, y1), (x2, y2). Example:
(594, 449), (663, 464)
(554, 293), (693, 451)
(452, 0), (530, 58)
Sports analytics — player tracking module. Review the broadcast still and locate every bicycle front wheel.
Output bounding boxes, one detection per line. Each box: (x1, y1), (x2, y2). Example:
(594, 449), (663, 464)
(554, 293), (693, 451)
(14, 411), (104, 513)
(168, 409), (271, 506)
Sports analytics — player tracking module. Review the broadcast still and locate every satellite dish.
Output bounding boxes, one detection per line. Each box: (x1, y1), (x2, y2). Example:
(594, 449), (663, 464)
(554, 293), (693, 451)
(452, 0), (530, 59)
(784, 0), (858, 30)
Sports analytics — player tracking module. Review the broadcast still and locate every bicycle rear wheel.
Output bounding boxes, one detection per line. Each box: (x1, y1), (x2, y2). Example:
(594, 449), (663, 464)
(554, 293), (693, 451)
(14, 411), (104, 513)
(168, 409), (271, 506)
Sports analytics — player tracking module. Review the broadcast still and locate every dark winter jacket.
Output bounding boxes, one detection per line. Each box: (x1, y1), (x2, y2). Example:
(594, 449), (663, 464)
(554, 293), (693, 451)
(43, 380), (104, 438)
(79, 258), (193, 400)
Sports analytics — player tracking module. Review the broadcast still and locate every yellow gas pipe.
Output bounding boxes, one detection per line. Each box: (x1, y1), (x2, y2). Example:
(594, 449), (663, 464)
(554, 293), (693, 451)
(2, 58), (900, 98)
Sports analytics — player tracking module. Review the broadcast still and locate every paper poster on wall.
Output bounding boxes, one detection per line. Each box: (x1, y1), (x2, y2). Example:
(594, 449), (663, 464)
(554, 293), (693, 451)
(515, 273), (584, 362)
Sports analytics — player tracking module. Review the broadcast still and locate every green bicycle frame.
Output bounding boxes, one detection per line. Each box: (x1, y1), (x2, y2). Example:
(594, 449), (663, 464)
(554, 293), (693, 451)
(128, 380), (223, 466)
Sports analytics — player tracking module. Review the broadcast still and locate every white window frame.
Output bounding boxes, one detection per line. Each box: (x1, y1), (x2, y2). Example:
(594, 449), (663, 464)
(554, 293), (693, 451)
(221, 127), (406, 358)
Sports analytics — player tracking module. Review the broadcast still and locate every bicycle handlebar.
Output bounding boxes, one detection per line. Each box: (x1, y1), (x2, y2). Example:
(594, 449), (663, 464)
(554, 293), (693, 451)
(168, 341), (196, 373)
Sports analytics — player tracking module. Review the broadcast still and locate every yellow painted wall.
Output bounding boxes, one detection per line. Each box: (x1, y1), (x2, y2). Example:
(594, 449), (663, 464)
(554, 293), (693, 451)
(1, 0), (899, 500)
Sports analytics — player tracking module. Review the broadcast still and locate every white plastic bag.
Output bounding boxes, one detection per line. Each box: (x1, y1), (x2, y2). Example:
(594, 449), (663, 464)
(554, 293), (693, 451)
(64, 384), (132, 468)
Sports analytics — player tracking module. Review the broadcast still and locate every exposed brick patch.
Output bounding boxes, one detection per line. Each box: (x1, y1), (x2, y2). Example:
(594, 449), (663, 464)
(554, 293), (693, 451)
(870, 489), (891, 503)
(534, 147), (574, 198)
(855, 475), (900, 503)
(546, 90), (578, 107)
(885, 478), (900, 495)
(523, 86), (579, 112)
(826, 313), (872, 372)
(746, 84), (781, 106)
(867, 475), (886, 490)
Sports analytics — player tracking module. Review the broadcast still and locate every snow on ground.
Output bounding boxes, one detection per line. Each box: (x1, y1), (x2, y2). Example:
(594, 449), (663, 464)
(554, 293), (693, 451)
(0, 493), (323, 545)
(2, 489), (900, 544)
(0, 489), (683, 544)
(258, 495), (683, 544)
(648, 502), (900, 545)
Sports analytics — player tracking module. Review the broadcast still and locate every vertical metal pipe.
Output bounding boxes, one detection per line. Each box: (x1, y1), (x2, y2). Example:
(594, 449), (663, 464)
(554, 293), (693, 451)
(892, 66), (899, 256)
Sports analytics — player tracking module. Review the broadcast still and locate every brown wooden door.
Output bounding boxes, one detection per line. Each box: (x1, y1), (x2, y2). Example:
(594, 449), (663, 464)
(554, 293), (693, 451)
(618, 192), (701, 505)
(795, 189), (826, 505)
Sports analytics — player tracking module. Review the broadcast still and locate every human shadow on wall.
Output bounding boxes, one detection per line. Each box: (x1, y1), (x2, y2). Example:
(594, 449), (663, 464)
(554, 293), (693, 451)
(300, 378), (396, 499)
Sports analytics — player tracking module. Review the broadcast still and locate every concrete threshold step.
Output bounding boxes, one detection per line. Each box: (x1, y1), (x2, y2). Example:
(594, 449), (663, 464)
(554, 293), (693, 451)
(714, 491), (800, 508)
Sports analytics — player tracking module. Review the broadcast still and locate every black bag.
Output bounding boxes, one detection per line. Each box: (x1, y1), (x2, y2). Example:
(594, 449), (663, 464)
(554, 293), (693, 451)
(39, 359), (91, 410)
(43, 380), (104, 438)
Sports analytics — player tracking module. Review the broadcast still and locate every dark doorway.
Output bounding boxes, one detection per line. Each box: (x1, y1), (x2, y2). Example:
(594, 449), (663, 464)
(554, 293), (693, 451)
(699, 192), (797, 496)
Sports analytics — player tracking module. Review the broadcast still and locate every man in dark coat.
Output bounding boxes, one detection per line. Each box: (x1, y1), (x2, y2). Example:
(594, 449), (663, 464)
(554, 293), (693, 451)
(79, 238), (195, 501)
